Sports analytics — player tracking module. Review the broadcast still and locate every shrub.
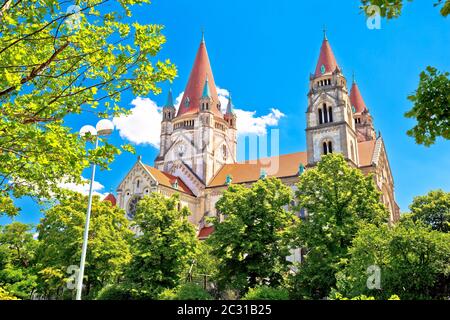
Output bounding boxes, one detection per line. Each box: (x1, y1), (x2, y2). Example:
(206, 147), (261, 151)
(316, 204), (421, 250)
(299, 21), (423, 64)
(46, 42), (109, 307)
(96, 285), (133, 300)
(158, 283), (212, 300)
(0, 287), (20, 300)
(241, 286), (289, 300)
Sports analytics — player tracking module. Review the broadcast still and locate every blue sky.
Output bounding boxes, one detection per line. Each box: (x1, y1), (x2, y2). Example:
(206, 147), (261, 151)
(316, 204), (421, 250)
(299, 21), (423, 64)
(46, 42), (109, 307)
(2, 0), (449, 226)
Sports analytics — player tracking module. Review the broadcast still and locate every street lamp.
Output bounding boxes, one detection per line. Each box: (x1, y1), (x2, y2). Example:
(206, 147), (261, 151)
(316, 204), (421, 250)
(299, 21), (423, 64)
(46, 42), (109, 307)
(76, 119), (114, 300)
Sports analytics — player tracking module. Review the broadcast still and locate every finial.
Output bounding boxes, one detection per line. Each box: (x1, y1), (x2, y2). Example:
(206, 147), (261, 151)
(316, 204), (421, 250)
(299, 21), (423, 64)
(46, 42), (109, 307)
(323, 25), (327, 40)
(352, 71), (356, 84)
(138, 155), (142, 162)
(201, 28), (205, 43)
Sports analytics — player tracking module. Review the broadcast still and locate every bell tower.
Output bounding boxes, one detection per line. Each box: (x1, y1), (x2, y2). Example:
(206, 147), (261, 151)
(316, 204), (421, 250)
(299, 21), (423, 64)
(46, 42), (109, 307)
(306, 33), (360, 166)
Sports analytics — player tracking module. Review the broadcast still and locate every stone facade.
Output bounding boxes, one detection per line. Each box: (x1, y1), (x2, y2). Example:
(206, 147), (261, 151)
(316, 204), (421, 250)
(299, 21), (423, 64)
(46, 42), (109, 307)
(116, 35), (401, 233)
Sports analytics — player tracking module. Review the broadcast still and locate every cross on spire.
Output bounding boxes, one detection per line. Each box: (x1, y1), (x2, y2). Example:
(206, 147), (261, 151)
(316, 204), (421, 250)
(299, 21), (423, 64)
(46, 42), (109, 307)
(323, 25), (327, 40)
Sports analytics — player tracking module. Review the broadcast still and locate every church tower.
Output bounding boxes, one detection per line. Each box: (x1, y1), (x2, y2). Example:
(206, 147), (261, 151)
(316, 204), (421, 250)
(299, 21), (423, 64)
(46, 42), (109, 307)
(306, 33), (360, 166)
(154, 34), (237, 186)
(350, 77), (377, 142)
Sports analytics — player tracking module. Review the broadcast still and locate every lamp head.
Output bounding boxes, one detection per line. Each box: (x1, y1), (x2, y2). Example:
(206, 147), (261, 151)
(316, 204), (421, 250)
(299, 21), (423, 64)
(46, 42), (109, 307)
(96, 119), (114, 137)
(79, 125), (97, 138)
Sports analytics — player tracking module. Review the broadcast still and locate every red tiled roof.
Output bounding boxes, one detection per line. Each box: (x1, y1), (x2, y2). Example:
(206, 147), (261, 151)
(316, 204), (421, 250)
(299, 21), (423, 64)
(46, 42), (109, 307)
(208, 152), (308, 187)
(208, 143), (377, 187)
(176, 39), (222, 118)
(358, 140), (376, 166)
(314, 38), (339, 77)
(350, 81), (368, 113)
(103, 193), (117, 206)
(144, 165), (195, 196)
(198, 226), (215, 239)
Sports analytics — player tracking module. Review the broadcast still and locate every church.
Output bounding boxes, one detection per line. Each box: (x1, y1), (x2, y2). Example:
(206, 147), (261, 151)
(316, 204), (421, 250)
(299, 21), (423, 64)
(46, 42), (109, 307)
(114, 34), (400, 237)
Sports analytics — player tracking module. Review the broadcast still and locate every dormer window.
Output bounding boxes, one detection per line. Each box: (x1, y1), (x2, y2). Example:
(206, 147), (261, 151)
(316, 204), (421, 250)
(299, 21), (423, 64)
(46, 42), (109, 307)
(184, 97), (190, 108)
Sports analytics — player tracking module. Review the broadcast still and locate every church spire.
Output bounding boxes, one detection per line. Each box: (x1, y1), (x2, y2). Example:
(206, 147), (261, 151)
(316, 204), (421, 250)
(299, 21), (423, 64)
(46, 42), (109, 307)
(314, 33), (339, 78)
(225, 94), (235, 115)
(201, 75), (211, 99)
(164, 88), (174, 108)
(176, 33), (221, 118)
(350, 78), (368, 113)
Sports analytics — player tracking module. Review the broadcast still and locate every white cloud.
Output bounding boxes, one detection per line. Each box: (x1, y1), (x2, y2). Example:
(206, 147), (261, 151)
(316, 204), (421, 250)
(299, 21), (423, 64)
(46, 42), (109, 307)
(175, 86), (285, 136)
(113, 97), (162, 148)
(114, 86), (285, 148)
(235, 108), (285, 136)
(59, 177), (107, 198)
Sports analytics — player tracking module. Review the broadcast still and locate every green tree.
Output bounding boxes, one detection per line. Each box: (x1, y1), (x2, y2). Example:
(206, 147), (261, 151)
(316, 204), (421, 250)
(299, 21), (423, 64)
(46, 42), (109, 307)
(408, 189), (450, 232)
(360, 0), (449, 18)
(208, 177), (295, 295)
(290, 154), (389, 299)
(0, 222), (38, 299)
(124, 193), (198, 299)
(405, 67), (450, 146)
(36, 192), (132, 299)
(0, 0), (176, 216)
(360, 3), (449, 146)
(335, 221), (450, 300)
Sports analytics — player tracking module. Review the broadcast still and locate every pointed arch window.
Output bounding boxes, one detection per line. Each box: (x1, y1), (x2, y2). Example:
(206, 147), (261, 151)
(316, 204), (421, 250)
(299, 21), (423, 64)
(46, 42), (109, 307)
(318, 108), (323, 125)
(328, 107), (333, 123)
(323, 103), (328, 123)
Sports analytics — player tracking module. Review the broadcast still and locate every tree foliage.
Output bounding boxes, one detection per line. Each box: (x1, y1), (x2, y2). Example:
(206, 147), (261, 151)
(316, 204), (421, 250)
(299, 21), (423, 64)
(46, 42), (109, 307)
(289, 154), (389, 299)
(208, 177), (295, 294)
(405, 67), (450, 146)
(360, 0), (449, 18)
(124, 193), (199, 299)
(407, 189), (450, 233)
(35, 192), (132, 298)
(0, 222), (38, 299)
(241, 286), (289, 300)
(0, 0), (176, 216)
(335, 221), (450, 300)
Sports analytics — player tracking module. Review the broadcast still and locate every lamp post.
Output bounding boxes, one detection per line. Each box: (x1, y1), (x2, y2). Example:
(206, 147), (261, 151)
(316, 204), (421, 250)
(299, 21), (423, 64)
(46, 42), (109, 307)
(76, 119), (114, 300)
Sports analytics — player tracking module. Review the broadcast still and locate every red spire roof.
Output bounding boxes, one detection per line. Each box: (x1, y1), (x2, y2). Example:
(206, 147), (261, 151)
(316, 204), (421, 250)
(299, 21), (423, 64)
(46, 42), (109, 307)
(176, 38), (222, 117)
(103, 193), (117, 206)
(314, 37), (339, 77)
(350, 81), (368, 113)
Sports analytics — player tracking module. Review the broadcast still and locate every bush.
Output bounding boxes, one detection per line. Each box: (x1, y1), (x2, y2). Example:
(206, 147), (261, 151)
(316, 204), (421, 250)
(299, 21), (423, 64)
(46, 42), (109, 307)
(241, 286), (289, 300)
(330, 292), (401, 300)
(0, 287), (20, 300)
(158, 283), (212, 300)
(96, 285), (133, 300)
(158, 288), (177, 300)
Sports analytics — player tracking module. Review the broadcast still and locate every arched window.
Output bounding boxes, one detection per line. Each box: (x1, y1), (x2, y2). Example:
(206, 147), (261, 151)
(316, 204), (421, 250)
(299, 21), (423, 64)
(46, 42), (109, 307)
(328, 141), (333, 153)
(323, 104), (328, 123)
(318, 108), (323, 124)
(328, 107), (333, 123)
(323, 142), (328, 155)
(136, 179), (140, 188)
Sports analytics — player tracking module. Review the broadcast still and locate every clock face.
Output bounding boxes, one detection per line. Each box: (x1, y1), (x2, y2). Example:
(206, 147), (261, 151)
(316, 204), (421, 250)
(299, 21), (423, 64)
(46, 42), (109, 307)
(320, 64), (326, 74)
